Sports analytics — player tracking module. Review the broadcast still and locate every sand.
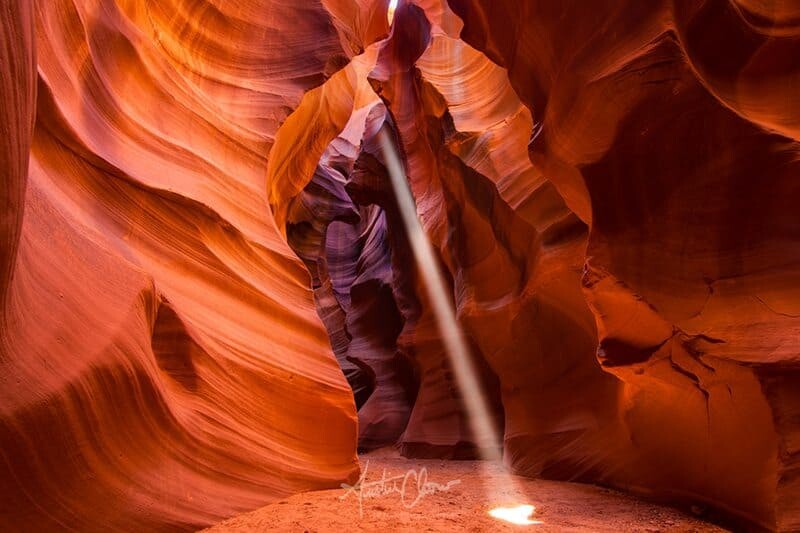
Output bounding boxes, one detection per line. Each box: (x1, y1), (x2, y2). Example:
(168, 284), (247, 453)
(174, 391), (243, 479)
(205, 448), (729, 532)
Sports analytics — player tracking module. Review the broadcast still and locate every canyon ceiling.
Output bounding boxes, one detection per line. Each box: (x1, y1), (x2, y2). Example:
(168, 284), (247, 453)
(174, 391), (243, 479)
(1, 0), (799, 531)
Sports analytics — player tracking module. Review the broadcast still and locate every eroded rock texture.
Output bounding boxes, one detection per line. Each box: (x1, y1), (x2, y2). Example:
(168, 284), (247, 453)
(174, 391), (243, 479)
(271, 1), (800, 529)
(448, 0), (800, 530)
(2, 0), (799, 531)
(0, 1), (391, 529)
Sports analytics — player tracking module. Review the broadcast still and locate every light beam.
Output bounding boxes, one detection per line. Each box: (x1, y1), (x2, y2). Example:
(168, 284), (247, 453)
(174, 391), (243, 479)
(378, 126), (502, 459)
(378, 124), (541, 526)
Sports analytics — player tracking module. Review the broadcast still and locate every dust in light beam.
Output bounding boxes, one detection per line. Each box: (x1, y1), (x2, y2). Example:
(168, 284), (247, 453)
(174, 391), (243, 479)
(378, 125), (542, 526)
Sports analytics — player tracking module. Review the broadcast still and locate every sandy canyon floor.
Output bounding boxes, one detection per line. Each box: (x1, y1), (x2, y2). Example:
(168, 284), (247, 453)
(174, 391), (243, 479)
(206, 448), (729, 532)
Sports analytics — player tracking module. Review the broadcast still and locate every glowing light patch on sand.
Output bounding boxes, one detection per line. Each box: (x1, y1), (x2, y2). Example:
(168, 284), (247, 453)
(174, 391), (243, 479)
(387, 0), (398, 25)
(489, 504), (542, 525)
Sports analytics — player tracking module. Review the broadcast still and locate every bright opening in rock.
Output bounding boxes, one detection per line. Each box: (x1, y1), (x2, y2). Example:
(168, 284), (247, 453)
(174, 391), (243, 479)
(387, 0), (399, 25)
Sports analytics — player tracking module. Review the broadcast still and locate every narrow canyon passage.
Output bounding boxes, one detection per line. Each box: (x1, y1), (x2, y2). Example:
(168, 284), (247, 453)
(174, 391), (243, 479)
(2, 0), (799, 532)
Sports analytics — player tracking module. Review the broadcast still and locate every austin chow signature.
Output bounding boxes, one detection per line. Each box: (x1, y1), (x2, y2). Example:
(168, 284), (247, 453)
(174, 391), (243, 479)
(340, 461), (461, 517)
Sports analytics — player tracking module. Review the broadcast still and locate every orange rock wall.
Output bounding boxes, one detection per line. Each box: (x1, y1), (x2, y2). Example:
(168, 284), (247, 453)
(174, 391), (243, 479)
(0, 1), (389, 529)
(2, 0), (799, 531)
(450, 0), (800, 529)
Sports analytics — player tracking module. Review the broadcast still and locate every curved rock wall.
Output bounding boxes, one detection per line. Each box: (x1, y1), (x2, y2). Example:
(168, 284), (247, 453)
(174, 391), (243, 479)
(269, 0), (800, 529)
(450, 0), (800, 529)
(2, 0), (799, 531)
(0, 1), (387, 529)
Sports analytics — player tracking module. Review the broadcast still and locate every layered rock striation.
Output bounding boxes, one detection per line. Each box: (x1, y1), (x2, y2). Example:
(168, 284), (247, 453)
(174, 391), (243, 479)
(2, 0), (799, 531)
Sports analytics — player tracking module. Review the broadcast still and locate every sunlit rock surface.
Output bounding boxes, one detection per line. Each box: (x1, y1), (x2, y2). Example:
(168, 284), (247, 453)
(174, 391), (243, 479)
(1, 0), (798, 531)
(0, 1), (386, 529)
(449, 0), (800, 530)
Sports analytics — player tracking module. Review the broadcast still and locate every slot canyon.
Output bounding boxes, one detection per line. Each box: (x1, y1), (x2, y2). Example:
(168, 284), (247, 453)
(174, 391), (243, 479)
(1, 0), (799, 531)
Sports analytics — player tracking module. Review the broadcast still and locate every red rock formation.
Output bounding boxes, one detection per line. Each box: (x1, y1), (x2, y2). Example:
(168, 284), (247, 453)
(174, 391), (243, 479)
(0, 0), (389, 529)
(450, 0), (800, 530)
(0, 1), (36, 312)
(3, 0), (799, 531)
(270, 1), (800, 529)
